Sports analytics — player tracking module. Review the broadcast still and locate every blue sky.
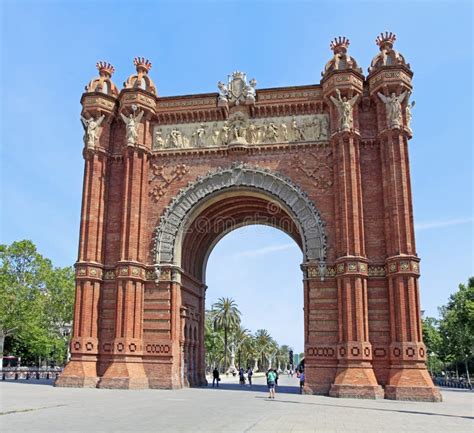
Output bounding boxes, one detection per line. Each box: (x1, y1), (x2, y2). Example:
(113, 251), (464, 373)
(1, 1), (472, 352)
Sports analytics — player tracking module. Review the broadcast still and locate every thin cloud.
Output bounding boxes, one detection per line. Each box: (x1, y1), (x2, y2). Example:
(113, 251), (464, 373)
(415, 217), (473, 231)
(233, 243), (296, 258)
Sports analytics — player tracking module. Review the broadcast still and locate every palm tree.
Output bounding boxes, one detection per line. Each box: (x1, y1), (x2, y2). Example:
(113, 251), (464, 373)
(254, 329), (274, 371)
(276, 345), (290, 371)
(211, 297), (241, 371)
(204, 310), (225, 371)
(230, 325), (250, 368)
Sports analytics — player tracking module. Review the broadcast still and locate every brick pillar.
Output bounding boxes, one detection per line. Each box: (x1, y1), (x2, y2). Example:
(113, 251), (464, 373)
(302, 265), (338, 395)
(56, 147), (108, 388)
(197, 292), (207, 385)
(98, 146), (150, 389)
(380, 130), (441, 401)
(329, 131), (383, 399)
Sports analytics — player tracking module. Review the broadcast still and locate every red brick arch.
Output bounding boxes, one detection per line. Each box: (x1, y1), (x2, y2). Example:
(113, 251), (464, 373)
(57, 51), (441, 401)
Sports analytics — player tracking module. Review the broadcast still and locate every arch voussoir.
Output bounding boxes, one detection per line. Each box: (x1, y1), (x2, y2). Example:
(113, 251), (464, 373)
(153, 162), (327, 275)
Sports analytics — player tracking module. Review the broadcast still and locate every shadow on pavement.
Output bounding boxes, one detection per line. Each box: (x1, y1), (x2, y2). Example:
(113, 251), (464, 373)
(199, 382), (300, 394)
(252, 396), (474, 421)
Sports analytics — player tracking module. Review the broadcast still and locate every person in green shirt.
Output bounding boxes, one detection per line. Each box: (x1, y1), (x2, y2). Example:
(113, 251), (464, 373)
(266, 369), (277, 399)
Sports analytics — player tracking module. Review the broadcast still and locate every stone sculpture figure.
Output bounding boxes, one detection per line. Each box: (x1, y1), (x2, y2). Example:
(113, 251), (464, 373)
(210, 124), (220, 146)
(290, 116), (304, 141)
(280, 123), (288, 141)
(320, 116), (329, 139)
(192, 123), (207, 147)
(154, 129), (164, 149)
(81, 114), (105, 148)
(220, 121), (230, 146)
(312, 116), (321, 140)
(217, 81), (228, 103)
(406, 99), (415, 132)
(330, 89), (359, 131)
(168, 128), (183, 148)
(377, 91), (407, 129)
(245, 78), (257, 103)
(246, 123), (258, 144)
(265, 122), (279, 142)
(231, 122), (246, 141)
(120, 106), (144, 145)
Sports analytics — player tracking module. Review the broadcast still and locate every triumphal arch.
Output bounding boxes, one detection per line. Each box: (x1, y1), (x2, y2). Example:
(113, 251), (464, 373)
(56, 33), (441, 401)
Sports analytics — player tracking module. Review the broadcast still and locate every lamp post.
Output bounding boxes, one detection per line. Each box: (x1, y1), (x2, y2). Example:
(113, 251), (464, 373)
(60, 323), (72, 363)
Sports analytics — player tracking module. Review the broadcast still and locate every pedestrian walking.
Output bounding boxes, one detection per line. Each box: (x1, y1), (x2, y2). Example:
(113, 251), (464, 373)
(299, 371), (305, 394)
(247, 367), (253, 386)
(212, 367), (220, 387)
(266, 369), (277, 399)
(239, 367), (245, 385)
(273, 369), (279, 387)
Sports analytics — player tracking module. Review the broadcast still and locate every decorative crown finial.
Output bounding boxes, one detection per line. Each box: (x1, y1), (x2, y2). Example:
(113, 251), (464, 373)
(330, 36), (350, 54)
(376, 32), (397, 50)
(96, 61), (115, 77)
(134, 57), (152, 73)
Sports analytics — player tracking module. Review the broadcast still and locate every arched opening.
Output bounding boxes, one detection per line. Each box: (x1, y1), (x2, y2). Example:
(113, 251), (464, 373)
(153, 164), (327, 388)
(177, 189), (307, 387)
(205, 224), (304, 391)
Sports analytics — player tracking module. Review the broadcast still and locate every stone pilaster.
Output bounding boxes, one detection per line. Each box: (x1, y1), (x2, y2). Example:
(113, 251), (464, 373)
(322, 53), (383, 398)
(368, 48), (441, 401)
(302, 263), (338, 395)
(56, 71), (116, 388)
(97, 79), (155, 389)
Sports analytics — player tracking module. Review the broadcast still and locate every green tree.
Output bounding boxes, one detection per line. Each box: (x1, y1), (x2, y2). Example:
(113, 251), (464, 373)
(438, 277), (474, 383)
(0, 240), (75, 368)
(254, 329), (275, 371)
(229, 325), (250, 368)
(42, 266), (75, 364)
(211, 297), (241, 371)
(0, 240), (49, 368)
(204, 310), (224, 371)
(276, 344), (291, 371)
(422, 317), (443, 374)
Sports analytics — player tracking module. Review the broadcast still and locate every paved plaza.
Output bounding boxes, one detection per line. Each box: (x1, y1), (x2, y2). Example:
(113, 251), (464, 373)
(1, 375), (473, 433)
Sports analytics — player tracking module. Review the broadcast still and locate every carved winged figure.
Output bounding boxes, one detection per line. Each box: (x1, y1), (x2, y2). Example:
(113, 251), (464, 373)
(120, 109), (144, 145)
(377, 91), (407, 129)
(81, 114), (105, 148)
(330, 89), (359, 131)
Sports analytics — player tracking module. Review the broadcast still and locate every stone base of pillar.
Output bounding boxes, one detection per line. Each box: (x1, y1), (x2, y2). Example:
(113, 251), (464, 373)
(304, 363), (337, 395)
(55, 359), (99, 388)
(329, 383), (384, 399)
(385, 365), (442, 401)
(303, 384), (331, 395)
(196, 373), (208, 387)
(385, 385), (442, 401)
(329, 363), (384, 399)
(97, 361), (149, 389)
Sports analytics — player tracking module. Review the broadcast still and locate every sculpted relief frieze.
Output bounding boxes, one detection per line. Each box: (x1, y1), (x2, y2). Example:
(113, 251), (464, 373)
(152, 113), (330, 151)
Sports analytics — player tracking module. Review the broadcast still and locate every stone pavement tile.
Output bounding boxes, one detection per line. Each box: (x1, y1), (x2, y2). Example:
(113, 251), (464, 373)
(1, 377), (473, 433)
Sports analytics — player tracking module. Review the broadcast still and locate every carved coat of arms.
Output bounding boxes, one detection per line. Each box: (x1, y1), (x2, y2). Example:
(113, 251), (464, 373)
(217, 71), (256, 106)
